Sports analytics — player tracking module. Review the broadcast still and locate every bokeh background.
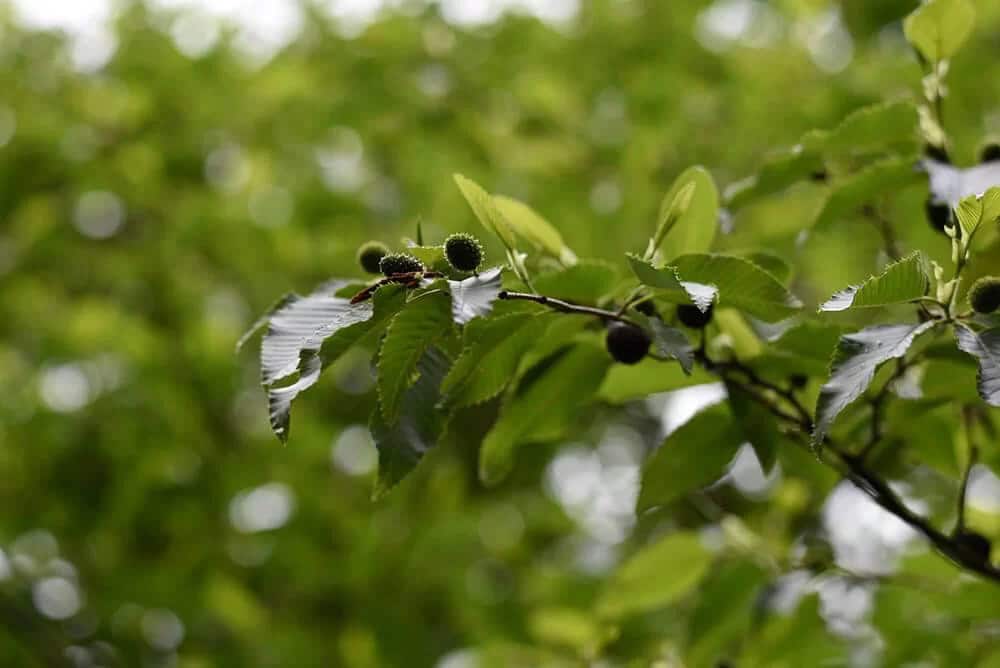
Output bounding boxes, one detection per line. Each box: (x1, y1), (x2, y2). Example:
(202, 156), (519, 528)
(4, 1), (1000, 666)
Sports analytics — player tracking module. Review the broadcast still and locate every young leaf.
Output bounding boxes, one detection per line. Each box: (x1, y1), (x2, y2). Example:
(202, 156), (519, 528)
(953, 187), (1000, 240)
(801, 101), (920, 159)
(493, 194), (577, 265)
(440, 312), (552, 407)
(627, 254), (717, 312)
(637, 404), (744, 512)
(479, 343), (610, 486)
(820, 252), (929, 312)
(903, 0), (975, 63)
(269, 287), (405, 442)
(597, 531), (711, 619)
(671, 253), (803, 322)
(453, 173), (517, 249)
(954, 325), (1000, 406)
(724, 148), (825, 210)
(448, 267), (503, 324)
(371, 347), (451, 499)
(657, 166), (720, 261)
(813, 322), (937, 448)
(377, 291), (454, 423)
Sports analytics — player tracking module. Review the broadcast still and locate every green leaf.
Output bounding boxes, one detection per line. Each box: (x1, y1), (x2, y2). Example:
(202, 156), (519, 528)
(598, 360), (716, 404)
(441, 312), (552, 407)
(954, 187), (1000, 240)
(479, 342), (610, 485)
(671, 253), (803, 322)
(627, 254), (717, 311)
(448, 267), (503, 324)
(954, 325), (1000, 406)
(371, 347), (451, 499)
(597, 531), (711, 619)
(453, 173), (517, 249)
(637, 404), (744, 512)
(724, 149), (824, 209)
(377, 291), (454, 423)
(802, 101), (920, 159)
(656, 166), (720, 260)
(405, 244), (449, 273)
(755, 321), (842, 377)
(727, 383), (781, 472)
(533, 261), (619, 303)
(742, 595), (846, 666)
(812, 157), (923, 233)
(493, 194), (577, 264)
(742, 250), (793, 284)
(813, 321), (937, 448)
(904, 0), (975, 63)
(820, 252), (929, 312)
(684, 560), (768, 667)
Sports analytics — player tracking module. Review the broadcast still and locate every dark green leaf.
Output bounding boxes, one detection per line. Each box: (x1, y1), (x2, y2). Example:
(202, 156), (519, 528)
(954, 325), (1000, 406)
(671, 254), (803, 322)
(627, 254), (716, 311)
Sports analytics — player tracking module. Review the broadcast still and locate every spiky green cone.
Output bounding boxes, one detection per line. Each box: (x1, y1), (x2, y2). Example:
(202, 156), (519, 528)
(444, 233), (484, 272)
(379, 253), (424, 276)
(969, 276), (1000, 314)
(357, 241), (390, 274)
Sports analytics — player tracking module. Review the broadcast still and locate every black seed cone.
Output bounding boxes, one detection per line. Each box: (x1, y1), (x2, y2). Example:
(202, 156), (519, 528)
(677, 303), (713, 329)
(925, 198), (951, 234)
(954, 530), (992, 562)
(357, 241), (390, 274)
(379, 253), (424, 276)
(969, 276), (1000, 313)
(444, 233), (484, 272)
(605, 322), (651, 365)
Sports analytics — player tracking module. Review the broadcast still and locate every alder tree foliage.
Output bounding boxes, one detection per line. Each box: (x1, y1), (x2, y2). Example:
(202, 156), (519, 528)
(241, 0), (1000, 663)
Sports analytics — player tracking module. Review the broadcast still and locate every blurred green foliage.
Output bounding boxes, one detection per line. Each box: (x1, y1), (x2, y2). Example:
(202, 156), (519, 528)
(4, 0), (1000, 666)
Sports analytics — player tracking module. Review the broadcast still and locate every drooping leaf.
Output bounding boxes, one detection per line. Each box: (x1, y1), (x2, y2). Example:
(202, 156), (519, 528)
(954, 325), (1000, 406)
(259, 279), (367, 386)
(627, 254), (717, 312)
(646, 317), (694, 374)
(903, 0), (975, 63)
(441, 312), (552, 407)
(820, 252), (929, 312)
(953, 187), (1000, 240)
(493, 194), (577, 265)
(597, 531), (711, 619)
(268, 287), (405, 442)
(236, 293), (296, 354)
(448, 267), (503, 324)
(533, 261), (619, 304)
(453, 173), (516, 249)
(671, 253), (803, 322)
(657, 166), (720, 261)
(924, 159), (1000, 208)
(813, 321), (937, 447)
(726, 383), (782, 472)
(479, 342), (610, 485)
(371, 347), (451, 499)
(637, 404), (744, 512)
(812, 157), (923, 233)
(377, 291), (454, 423)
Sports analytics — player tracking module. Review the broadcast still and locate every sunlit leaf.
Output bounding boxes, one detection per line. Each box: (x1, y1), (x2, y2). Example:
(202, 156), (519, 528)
(454, 173), (517, 249)
(627, 254), (716, 312)
(903, 0), (975, 62)
(448, 267), (503, 324)
(493, 194), (577, 264)
(657, 166), (720, 261)
(820, 252), (929, 312)
(671, 253), (803, 322)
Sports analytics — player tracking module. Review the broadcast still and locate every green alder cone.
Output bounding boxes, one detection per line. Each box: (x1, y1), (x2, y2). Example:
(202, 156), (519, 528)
(443, 232), (485, 272)
(379, 253), (424, 276)
(968, 276), (1000, 314)
(357, 241), (390, 274)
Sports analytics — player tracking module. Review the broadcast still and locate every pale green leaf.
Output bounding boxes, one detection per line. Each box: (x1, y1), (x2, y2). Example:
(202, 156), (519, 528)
(657, 166), (720, 260)
(597, 531), (711, 619)
(533, 261), (619, 303)
(598, 361), (715, 404)
(724, 149), (824, 209)
(637, 404), (744, 512)
(801, 101), (920, 158)
(820, 252), (929, 312)
(812, 157), (924, 233)
(377, 291), (454, 423)
(493, 194), (577, 264)
(453, 173), (517, 249)
(954, 187), (1000, 239)
(903, 0), (975, 62)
